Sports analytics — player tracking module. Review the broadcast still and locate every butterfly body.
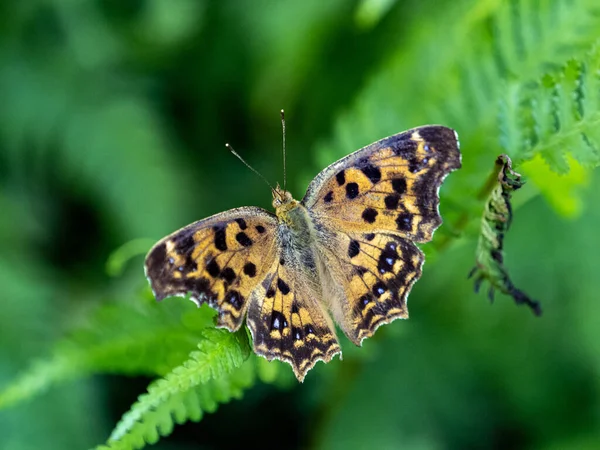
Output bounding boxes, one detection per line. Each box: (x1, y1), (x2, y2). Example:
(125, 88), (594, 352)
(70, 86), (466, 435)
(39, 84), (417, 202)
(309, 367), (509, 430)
(145, 125), (461, 381)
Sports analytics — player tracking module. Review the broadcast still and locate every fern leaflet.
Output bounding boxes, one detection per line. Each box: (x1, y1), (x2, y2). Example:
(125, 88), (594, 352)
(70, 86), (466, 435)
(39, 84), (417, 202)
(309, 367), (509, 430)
(96, 328), (253, 450)
(0, 297), (214, 409)
(499, 42), (600, 172)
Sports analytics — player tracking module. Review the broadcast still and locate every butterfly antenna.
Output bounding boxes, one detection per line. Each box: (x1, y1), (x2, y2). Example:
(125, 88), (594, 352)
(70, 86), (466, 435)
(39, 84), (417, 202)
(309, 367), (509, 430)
(281, 109), (287, 191)
(226, 143), (276, 192)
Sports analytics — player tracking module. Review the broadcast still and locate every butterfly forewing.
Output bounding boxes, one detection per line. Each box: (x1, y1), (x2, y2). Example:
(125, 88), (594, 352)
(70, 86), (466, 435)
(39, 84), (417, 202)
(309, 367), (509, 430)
(303, 125), (461, 242)
(144, 207), (278, 331)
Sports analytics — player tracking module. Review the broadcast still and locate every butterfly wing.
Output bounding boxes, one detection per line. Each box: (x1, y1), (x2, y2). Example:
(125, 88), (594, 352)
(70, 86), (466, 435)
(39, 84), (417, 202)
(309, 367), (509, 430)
(317, 230), (424, 344)
(246, 250), (341, 382)
(303, 125), (461, 242)
(145, 207), (278, 331)
(145, 205), (341, 381)
(303, 125), (460, 343)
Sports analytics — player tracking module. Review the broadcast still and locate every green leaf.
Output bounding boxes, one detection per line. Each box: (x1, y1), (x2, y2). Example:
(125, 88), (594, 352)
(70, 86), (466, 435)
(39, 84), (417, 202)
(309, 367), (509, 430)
(0, 297), (214, 410)
(97, 329), (253, 450)
(521, 153), (591, 217)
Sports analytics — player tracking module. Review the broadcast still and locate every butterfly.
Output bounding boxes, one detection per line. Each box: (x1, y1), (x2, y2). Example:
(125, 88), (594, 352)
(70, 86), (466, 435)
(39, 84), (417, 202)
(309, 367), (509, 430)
(145, 124), (461, 381)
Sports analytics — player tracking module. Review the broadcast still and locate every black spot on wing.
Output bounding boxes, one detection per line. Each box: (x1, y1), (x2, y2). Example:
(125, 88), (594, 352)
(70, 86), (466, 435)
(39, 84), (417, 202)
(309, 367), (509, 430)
(256, 225), (266, 234)
(346, 182), (359, 199)
(395, 213), (413, 232)
(213, 226), (228, 251)
(409, 157), (421, 173)
(235, 218), (247, 230)
(336, 170), (346, 185)
(360, 163), (381, 184)
(207, 259), (220, 278)
(277, 278), (290, 295)
(348, 240), (360, 258)
(182, 256), (198, 273)
(372, 281), (387, 297)
(236, 232), (253, 247)
(243, 262), (256, 277)
(391, 177), (407, 195)
(384, 194), (400, 210)
(293, 327), (303, 341)
(362, 208), (378, 223)
(324, 191), (333, 203)
(378, 242), (398, 274)
(221, 267), (236, 284)
(225, 290), (243, 310)
(359, 294), (372, 310)
(271, 311), (288, 331)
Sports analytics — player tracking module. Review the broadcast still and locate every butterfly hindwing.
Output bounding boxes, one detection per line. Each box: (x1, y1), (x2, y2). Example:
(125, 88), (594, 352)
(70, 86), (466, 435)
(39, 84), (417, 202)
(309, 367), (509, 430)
(246, 256), (341, 381)
(144, 207), (278, 331)
(317, 231), (424, 344)
(303, 125), (461, 242)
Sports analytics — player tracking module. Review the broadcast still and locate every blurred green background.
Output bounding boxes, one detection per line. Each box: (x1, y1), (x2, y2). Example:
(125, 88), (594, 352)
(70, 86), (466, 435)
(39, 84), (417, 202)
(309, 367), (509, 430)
(1, 1), (600, 449)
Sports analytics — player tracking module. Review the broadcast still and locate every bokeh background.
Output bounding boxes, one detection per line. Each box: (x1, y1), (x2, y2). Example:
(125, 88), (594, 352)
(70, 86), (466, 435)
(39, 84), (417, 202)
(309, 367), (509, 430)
(1, 1), (600, 449)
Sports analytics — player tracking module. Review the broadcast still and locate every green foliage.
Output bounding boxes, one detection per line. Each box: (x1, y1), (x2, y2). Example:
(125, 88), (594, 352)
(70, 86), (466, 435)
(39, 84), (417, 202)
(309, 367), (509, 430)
(500, 45), (600, 172)
(469, 155), (541, 315)
(1, 1), (600, 449)
(0, 296), (214, 410)
(97, 329), (253, 450)
(312, 0), (600, 231)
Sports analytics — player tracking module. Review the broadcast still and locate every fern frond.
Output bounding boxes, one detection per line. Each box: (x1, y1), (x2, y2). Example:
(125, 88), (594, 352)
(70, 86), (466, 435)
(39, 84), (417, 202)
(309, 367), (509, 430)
(0, 297), (214, 410)
(500, 43), (600, 173)
(312, 0), (600, 227)
(96, 329), (253, 450)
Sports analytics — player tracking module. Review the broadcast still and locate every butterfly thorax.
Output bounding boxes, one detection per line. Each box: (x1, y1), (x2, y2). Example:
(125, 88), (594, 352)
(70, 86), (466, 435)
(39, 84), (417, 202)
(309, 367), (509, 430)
(271, 185), (320, 268)
(272, 185), (301, 225)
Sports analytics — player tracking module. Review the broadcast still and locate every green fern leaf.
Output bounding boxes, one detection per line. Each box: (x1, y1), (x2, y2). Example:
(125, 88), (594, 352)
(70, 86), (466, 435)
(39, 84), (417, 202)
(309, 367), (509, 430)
(96, 328), (253, 450)
(312, 0), (600, 230)
(0, 297), (214, 410)
(507, 44), (600, 174)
